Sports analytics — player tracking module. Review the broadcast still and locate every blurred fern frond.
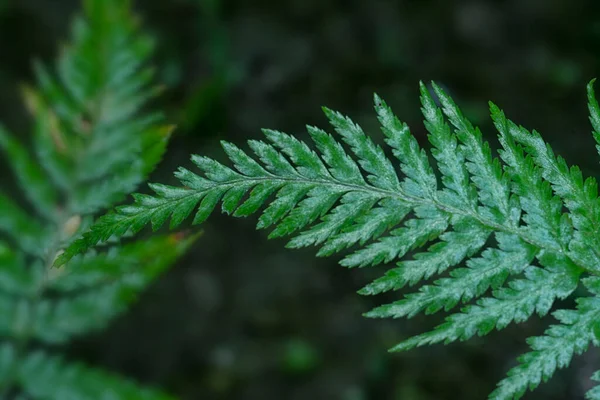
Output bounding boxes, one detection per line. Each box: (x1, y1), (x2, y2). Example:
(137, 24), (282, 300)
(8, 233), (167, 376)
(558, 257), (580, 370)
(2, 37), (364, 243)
(0, 0), (190, 398)
(63, 78), (600, 399)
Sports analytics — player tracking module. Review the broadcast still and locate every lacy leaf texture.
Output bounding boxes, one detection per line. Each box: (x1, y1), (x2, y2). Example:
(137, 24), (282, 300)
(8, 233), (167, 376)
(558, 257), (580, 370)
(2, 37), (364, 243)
(61, 77), (600, 399)
(0, 0), (191, 398)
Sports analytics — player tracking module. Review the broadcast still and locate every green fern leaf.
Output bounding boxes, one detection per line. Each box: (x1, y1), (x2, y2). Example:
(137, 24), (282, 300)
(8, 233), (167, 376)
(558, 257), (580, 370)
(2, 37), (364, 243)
(60, 79), (600, 399)
(0, 0), (186, 398)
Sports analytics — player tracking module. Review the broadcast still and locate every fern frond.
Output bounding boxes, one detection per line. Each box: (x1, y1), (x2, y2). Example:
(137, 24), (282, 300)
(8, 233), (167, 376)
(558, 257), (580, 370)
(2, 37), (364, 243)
(0, 0), (184, 398)
(61, 80), (600, 399)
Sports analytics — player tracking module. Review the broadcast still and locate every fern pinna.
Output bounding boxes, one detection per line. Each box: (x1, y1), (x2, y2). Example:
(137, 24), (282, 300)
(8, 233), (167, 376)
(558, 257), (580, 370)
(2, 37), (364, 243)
(0, 1), (189, 398)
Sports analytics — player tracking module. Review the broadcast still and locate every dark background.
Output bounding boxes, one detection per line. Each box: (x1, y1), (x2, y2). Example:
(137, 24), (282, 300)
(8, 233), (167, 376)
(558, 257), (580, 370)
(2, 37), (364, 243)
(1, 0), (600, 399)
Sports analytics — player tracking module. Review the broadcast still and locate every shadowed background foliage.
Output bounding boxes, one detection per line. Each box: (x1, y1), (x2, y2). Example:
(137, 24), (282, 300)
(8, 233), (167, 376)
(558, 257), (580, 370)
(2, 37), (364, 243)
(1, 0), (600, 399)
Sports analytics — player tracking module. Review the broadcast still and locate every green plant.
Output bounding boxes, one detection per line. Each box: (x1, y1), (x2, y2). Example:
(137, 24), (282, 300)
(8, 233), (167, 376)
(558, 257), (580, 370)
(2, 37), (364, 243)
(60, 78), (600, 399)
(0, 0), (191, 398)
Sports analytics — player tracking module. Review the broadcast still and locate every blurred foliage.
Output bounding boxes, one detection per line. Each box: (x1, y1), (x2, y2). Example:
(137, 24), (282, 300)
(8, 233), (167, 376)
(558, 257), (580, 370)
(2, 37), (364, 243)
(0, 0), (192, 398)
(2, 0), (600, 399)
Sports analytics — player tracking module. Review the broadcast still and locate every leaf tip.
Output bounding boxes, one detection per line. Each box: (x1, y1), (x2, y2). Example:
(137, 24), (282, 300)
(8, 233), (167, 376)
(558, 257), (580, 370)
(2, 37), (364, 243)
(373, 93), (383, 107)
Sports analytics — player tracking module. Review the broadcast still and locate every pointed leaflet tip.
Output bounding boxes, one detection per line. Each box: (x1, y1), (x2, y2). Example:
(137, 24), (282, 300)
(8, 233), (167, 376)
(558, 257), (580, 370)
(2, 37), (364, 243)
(321, 106), (335, 120)
(488, 102), (507, 124)
(430, 82), (454, 111)
(419, 81), (434, 102)
(161, 125), (176, 138)
(219, 140), (231, 150)
(586, 78), (600, 141)
(373, 93), (384, 108)
(430, 81), (446, 99)
(488, 101), (499, 113)
(587, 78), (597, 105)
